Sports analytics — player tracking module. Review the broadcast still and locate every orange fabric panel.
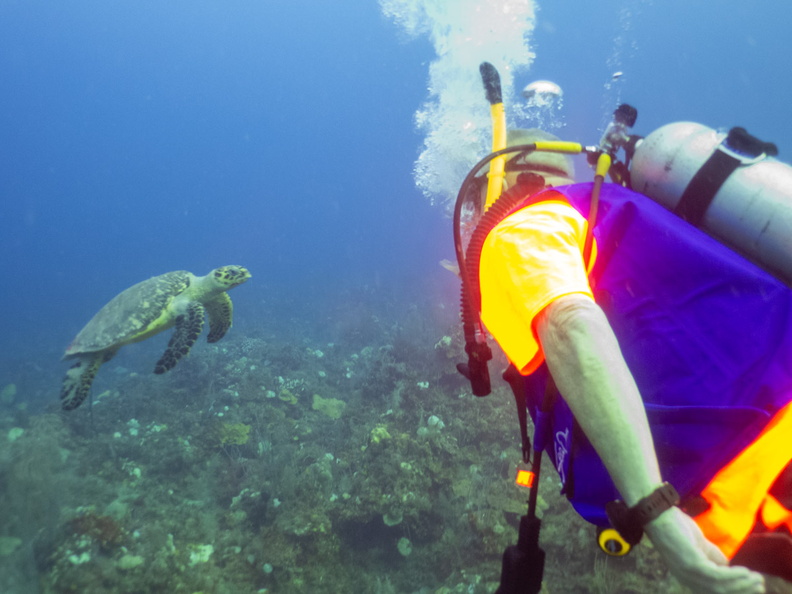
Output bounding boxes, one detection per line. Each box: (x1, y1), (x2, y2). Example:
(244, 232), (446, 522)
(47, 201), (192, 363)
(479, 197), (595, 375)
(694, 401), (792, 558)
(761, 495), (792, 533)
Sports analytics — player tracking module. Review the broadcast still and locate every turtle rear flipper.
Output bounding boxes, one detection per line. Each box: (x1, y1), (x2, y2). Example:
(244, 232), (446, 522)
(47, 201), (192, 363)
(154, 302), (205, 374)
(206, 293), (234, 343)
(60, 352), (112, 411)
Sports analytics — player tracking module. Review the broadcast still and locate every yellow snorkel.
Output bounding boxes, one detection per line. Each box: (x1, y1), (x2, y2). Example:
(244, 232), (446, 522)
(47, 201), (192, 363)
(480, 63), (507, 210)
(480, 64), (587, 209)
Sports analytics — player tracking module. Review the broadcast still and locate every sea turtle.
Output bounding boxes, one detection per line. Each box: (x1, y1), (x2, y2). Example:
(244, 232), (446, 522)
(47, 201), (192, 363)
(60, 265), (252, 411)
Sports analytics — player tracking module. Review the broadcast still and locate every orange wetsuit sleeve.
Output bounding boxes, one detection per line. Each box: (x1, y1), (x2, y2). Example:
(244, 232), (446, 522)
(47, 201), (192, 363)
(479, 198), (595, 375)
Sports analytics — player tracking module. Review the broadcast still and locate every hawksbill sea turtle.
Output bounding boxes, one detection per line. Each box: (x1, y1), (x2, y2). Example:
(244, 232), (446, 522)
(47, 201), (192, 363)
(60, 265), (252, 411)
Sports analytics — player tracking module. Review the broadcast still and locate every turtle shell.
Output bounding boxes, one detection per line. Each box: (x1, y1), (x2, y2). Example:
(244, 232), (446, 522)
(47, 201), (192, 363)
(64, 271), (191, 357)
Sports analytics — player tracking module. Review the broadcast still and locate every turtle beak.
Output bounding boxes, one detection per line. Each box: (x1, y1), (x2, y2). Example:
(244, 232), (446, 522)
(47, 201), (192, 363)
(229, 266), (251, 284)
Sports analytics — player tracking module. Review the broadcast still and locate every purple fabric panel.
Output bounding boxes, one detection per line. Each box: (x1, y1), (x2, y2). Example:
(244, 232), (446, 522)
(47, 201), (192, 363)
(558, 182), (792, 415)
(522, 183), (792, 524)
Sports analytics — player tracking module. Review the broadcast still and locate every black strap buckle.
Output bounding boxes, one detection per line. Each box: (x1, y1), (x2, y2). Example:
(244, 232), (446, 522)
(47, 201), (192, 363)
(457, 340), (492, 397)
(605, 482), (680, 545)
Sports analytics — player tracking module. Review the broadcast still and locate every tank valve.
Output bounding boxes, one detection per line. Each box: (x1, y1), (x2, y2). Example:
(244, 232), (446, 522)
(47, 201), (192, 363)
(599, 104), (638, 155)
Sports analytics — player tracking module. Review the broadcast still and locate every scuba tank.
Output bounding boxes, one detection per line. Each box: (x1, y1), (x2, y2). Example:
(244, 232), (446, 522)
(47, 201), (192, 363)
(629, 122), (792, 286)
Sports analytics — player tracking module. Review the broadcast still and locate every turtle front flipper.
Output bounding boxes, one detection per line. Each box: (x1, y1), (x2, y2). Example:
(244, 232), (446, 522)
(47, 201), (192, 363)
(206, 293), (234, 343)
(60, 352), (112, 411)
(154, 302), (205, 374)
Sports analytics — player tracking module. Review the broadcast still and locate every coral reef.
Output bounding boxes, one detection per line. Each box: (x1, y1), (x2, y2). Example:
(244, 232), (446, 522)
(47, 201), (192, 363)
(0, 300), (680, 594)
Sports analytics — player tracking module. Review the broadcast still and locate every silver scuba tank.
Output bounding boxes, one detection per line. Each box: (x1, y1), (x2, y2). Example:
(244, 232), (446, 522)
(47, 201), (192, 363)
(630, 122), (792, 286)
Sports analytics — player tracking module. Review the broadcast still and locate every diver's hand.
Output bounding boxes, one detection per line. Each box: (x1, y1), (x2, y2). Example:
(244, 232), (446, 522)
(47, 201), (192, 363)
(644, 506), (765, 593)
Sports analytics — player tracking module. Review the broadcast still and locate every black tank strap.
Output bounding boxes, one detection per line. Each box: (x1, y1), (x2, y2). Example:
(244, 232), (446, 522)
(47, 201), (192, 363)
(503, 364), (532, 464)
(675, 127), (777, 227)
(674, 147), (740, 227)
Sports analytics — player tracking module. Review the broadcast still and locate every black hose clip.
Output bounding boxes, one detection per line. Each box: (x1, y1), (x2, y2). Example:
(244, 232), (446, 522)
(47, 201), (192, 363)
(457, 340), (493, 397)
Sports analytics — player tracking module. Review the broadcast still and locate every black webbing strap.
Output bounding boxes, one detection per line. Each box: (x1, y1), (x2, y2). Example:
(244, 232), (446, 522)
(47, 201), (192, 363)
(503, 364), (532, 464)
(674, 146), (741, 227)
(674, 126), (778, 227)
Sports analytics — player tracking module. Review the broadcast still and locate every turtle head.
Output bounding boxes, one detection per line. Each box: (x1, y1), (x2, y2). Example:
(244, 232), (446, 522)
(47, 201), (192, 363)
(210, 266), (252, 290)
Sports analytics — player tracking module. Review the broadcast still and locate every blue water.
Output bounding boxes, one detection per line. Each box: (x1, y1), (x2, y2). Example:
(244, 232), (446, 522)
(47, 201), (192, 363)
(0, 1), (791, 589)
(2, 0), (790, 381)
(1, 1), (442, 386)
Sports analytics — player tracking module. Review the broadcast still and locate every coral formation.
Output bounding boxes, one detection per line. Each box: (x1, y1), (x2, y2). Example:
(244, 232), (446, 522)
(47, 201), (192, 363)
(68, 512), (125, 549)
(311, 394), (346, 419)
(216, 422), (252, 446)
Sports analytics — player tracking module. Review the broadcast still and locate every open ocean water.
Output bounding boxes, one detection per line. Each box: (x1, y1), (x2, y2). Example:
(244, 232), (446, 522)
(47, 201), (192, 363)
(1, 1), (791, 592)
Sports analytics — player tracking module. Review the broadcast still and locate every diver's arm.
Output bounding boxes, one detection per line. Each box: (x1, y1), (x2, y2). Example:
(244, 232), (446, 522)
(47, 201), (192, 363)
(535, 294), (765, 594)
(535, 294), (660, 505)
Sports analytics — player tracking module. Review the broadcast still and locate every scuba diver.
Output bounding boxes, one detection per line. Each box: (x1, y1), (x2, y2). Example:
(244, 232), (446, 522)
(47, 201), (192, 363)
(454, 63), (792, 593)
